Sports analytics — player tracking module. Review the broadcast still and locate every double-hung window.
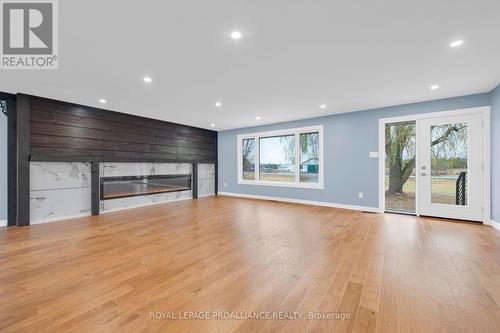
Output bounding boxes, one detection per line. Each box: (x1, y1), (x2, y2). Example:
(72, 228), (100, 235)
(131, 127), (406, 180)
(237, 126), (323, 189)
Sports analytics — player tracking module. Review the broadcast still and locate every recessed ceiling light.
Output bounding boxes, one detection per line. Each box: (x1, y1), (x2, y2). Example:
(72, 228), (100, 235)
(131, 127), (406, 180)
(143, 76), (152, 83)
(430, 84), (440, 90)
(256, 116), (261, 120)
(450, 40), (464, 48)
(210, 123), (216, 127)
(215, 102), (222, 107)
(99, 98), (106, 104)
(320, 104), (327, 109)
(231, 31), (242, 40)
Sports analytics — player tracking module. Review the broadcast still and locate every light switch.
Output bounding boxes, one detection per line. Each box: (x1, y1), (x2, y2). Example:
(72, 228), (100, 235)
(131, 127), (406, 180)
(369, 152), (379, 158)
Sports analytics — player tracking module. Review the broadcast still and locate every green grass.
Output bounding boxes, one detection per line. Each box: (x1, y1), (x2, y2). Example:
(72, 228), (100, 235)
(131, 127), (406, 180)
(385, 177), (460, 212)
(243, 172), (319, 183)
(260, 173), (295, 182)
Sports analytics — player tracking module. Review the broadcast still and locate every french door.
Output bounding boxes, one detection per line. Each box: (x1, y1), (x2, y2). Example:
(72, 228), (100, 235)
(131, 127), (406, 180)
(418, 113), (484, 221)
(383, 110), (487, 222)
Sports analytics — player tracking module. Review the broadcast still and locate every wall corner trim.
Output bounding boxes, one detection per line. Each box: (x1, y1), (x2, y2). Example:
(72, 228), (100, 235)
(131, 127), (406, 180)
(217, 191), (383, 213)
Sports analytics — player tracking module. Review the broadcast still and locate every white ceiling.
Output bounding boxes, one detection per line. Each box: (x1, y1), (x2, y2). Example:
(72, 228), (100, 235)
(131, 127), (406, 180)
(1, 0), (499, 130)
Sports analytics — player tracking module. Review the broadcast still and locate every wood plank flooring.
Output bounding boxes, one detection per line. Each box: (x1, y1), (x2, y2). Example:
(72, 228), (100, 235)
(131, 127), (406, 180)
(0, 196), (499, 332)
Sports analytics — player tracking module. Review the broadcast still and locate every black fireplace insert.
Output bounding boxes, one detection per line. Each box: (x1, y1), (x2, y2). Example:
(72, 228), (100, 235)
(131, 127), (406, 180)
(100, 174), (191, 200)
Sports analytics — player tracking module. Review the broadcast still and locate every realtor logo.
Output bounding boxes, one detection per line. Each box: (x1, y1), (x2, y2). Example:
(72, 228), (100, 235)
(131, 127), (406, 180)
(1, 0), (58, 69)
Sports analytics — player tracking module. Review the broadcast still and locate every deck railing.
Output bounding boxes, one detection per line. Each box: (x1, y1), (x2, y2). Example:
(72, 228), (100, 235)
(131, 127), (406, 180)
(456, 172), (467, 206)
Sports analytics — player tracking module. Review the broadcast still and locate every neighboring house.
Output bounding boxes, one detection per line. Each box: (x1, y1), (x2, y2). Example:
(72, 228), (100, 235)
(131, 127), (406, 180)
(301, 157), (319, 173)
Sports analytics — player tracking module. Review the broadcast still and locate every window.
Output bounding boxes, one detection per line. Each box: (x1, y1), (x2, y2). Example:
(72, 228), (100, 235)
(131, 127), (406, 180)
(237, 126), (323, 188)
(300, 132), (320, 183)
(259, 135), (295, 182)
(242, 138), (256, 180)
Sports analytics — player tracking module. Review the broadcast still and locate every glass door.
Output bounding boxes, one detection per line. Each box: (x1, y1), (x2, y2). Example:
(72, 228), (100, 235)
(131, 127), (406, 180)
(384, 121), (416, 214)
(418, 114), (483, 221)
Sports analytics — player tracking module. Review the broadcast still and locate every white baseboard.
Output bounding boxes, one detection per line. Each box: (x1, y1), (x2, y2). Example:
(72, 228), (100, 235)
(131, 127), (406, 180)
(218, 192), (382, 213)
(488, 219), (500, 232)
(0, 219), (7, 227)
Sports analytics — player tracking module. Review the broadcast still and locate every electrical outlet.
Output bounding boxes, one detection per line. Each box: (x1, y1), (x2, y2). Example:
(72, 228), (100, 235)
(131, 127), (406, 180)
(358, 192), (364, 199)
(224, 182), (227, 188)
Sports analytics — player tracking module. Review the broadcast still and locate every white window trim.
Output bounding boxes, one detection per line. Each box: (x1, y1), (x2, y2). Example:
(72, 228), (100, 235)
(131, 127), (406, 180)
(237, 125), (324, 189)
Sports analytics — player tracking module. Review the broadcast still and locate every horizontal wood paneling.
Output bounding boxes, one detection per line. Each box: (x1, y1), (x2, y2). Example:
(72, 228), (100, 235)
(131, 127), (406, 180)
(30, 121), (214, 149)
(29, 96), (216, 163)
(31, 99), (213, 139)
(30, 134), (214, 157)
(30, 147), (214, 163)
(31, 109), (212, 142)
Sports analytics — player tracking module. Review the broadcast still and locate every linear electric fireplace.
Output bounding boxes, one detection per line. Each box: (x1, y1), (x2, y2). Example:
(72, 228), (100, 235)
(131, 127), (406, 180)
(100, 174), (191, 200)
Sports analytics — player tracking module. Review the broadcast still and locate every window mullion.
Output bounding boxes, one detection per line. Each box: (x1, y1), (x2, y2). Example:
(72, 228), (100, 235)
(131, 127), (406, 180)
(295, 132), (300, 184)
(255, 136), (260, 182)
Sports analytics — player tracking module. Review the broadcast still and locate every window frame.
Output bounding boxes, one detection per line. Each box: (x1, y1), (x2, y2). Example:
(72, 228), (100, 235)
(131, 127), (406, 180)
(237, 125), (324, 189)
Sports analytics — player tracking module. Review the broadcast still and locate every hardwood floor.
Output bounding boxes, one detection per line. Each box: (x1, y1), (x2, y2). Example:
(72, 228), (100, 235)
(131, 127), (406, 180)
(1, 196), (499, 332)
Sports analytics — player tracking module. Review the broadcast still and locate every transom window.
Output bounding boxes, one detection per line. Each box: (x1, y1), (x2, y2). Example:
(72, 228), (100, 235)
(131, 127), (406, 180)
(237, 126), (323, 189)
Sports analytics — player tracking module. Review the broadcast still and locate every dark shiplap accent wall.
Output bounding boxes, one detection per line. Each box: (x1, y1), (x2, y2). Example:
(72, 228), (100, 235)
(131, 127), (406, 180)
(29, 97), (217, 163)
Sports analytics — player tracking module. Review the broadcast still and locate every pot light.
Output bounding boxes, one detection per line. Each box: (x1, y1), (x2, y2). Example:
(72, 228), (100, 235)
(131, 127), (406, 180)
(450, 40), (464, 48)
(320, 104), (327, 109)
(231, 31), (242, 40)
(256, 116), (261, 120)
(430, 84), (440, 90)
(99, 99), (107, 104)
(210, 123), (216, 127)
(143, 76), (152, 83)
(215, 102), (222, 107)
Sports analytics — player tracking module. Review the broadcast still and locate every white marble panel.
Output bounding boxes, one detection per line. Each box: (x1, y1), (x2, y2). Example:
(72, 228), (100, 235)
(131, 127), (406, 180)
(102, 194), (156, 211)
(154, 163), (191, 175)
(154, 190), (192, 203)
(101, 163), (155, 177)
(30, 187), (91, 223)
(198, 163), (215, 179)
(198, 179), (215, 197)
(178, 190), (193, 200)
(30, 162), (90, 191)
(153, 191), (178, 203)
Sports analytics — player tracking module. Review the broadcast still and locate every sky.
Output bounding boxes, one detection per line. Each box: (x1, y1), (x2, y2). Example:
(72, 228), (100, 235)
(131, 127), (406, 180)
(259, 136), (292, 164)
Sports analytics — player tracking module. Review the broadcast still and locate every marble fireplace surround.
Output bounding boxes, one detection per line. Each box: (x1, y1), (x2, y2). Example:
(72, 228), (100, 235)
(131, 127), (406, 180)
(30, 162), (215, 224)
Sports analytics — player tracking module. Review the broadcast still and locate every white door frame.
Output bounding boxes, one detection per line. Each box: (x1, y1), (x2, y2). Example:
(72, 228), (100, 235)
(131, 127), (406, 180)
(378, 106), (491, 224)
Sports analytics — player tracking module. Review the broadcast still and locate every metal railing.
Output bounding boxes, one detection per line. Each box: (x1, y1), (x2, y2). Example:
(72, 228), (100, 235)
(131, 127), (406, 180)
(456, 172), (467, 206)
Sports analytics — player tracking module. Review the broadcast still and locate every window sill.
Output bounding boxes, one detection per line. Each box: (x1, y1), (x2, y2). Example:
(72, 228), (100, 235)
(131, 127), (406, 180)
(237, 180), (324, 190)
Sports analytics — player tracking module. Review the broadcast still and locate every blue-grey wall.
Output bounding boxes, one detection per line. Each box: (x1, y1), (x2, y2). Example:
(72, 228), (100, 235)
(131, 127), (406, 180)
(0, 112), (6, 221)
(491, 84), (500, 222)
(218, 93), (491, 211)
